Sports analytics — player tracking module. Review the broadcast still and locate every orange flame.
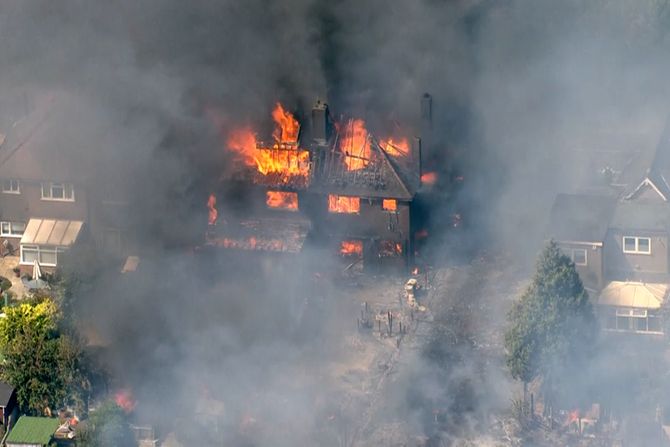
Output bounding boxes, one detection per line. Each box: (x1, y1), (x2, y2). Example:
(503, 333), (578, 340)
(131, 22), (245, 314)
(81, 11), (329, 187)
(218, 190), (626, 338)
(227, 126), (258, 166)
(328, 195), (360, 213)
(207, 194), (218, 225)
(380, 138), (409, 158)
(340, 240), (363, 256)
(382, 199), (397, 211)
(226, 104), (310, 184)
(379, 240), (403, 257)
(114, 389), (136, 413)
(421, 172), (437, 185)
(340, 119), (371, 170)
(567, 409), (580, 425)
(266, 191), (298, 210)
(271, 103), (300, 142)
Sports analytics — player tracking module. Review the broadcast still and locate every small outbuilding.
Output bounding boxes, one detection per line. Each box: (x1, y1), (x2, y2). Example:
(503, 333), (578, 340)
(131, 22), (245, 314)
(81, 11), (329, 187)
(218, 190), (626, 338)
(0, 380), (17, 428)
(5, 416), (60, 447)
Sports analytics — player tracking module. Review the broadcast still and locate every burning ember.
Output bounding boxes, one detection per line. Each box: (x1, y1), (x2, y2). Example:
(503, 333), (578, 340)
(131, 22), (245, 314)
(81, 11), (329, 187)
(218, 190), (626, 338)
(339, 119), (371, 171)
(266, 191), (298, 210)
(382, 199), (397, 211)
(411, 267), (420, 275)
(421, 171), (437, 185)
(328, 195), (360, 213)
(226, 103), (310, 185)
(380, 138), (409, 158)
(207, 193), (218, 225)
(340, 240), (363, 257)
(114, 389), (137, 413)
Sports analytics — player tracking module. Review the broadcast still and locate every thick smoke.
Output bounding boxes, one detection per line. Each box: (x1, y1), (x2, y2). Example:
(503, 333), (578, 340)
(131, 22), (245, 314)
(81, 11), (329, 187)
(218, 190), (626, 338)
(2, 0), (670, 445)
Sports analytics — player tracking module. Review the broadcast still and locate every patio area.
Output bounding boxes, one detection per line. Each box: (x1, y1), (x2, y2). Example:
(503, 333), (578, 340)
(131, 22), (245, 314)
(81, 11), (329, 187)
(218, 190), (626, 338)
(0, 256), (26, 298)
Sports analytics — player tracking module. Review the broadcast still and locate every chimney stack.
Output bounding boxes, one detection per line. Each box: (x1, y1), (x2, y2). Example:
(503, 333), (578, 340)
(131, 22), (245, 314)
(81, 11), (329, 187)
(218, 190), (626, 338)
(311, 99), (331, 143)
(420, 93), (432, 131)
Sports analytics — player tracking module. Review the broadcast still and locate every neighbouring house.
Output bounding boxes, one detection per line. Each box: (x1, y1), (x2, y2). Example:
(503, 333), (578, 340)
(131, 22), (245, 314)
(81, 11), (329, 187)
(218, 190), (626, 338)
(5, 416), (61, 447)
(548, 120), (670, 335)
(0, 91), (136, 266)
(0, 381), (17, 429)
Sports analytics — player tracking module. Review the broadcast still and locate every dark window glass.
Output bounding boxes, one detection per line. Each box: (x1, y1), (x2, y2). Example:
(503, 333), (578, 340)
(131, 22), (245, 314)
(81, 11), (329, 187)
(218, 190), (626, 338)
(638, 238), (650, 253)
(624, 237), (636, 252)
(635, 318), (648, 332)
(617, 316), (631, 331)
(648, 316), (663, 333)
(573, 249), (587, 265)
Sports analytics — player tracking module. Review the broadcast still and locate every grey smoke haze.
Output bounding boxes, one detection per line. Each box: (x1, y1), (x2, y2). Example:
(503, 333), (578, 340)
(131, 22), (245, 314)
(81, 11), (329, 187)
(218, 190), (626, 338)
(2, 0), (670, 445)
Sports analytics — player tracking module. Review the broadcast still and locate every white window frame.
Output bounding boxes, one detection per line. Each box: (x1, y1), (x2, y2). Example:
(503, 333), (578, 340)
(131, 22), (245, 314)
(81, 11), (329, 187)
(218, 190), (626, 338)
(605, 307), (664, 335)
(20, 244), (66, 267)
(570, 248), (587, 266)
(40, 182), (75, 202)
(622, 236), (651, 255)
(0, 221), (26, 238)
(1, 179), (20, 194)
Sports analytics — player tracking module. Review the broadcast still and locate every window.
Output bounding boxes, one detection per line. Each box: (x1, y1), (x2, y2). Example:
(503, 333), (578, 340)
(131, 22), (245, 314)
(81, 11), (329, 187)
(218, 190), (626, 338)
(41, 182), (74, 201)
(382, 199), (397, 212)
(20, 245), (66, 267)
(603, 307), (663, 334)
(0, 221), (25, 238)
(571, 248), (587, 266)
(328, 195), (360, 214)
(622, 236), (651, 254)
(21, 245), (38, 264)
(378, 240), (403, 257)
(266, 191), (298, 211)
(1, 179), (19, 194)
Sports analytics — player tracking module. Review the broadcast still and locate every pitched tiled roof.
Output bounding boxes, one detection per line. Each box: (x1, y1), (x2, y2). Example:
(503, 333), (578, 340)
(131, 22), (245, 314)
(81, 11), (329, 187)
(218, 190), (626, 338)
(5, 416), (59, 445)
(548, 193), (617, 243)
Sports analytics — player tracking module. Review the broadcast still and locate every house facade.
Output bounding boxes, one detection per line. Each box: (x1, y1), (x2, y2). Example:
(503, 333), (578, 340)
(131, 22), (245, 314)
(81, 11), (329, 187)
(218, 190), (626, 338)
(0, 92), (135, 274)
(549, 125), (670, 336)
(206, 99), (422, 270)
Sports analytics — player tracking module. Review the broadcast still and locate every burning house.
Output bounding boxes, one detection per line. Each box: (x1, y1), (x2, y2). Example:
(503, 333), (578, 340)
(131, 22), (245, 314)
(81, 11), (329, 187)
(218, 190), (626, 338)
(205, 99), (423, 270)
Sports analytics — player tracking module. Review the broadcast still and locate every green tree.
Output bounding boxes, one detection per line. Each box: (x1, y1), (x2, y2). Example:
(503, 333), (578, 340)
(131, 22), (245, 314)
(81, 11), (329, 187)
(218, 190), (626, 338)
(504, 241), (596, 408)
(78, 401), (137, 447)
(0, 300), (90, 415)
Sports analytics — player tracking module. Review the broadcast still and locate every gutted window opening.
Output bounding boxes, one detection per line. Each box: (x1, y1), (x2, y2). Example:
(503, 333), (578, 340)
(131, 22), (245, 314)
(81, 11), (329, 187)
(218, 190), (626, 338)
(623, 236), (651, 254)
(378, 240), (403, 257)
(382, 199), (397, 212)
(328, 195), (360, 214)
(340, 240), (363, 257)
(266, 191), (298, 211)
